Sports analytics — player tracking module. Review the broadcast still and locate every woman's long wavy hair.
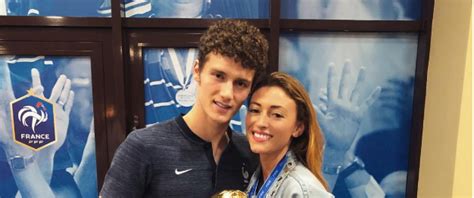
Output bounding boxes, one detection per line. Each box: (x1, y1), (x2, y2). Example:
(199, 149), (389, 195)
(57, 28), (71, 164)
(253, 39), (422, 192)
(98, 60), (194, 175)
(250, 71), (329, 190)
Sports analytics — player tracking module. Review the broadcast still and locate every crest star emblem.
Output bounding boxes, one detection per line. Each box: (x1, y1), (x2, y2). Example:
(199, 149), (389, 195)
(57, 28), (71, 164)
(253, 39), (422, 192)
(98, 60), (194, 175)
(10, 93), (57, 151)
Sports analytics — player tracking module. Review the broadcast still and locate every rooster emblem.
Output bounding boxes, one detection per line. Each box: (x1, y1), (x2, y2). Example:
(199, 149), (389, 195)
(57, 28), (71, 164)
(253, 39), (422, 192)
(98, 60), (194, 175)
(17, 102), (48, 133)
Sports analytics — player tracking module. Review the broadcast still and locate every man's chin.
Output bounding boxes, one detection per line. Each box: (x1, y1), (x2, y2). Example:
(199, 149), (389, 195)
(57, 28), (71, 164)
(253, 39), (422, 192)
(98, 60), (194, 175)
(215, 118), (232, 125)
(210, 114), (233, 125)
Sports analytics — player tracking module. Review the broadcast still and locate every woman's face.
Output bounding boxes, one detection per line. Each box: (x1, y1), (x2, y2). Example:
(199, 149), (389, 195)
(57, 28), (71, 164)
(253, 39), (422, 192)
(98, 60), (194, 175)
(246, 86), (304, 157)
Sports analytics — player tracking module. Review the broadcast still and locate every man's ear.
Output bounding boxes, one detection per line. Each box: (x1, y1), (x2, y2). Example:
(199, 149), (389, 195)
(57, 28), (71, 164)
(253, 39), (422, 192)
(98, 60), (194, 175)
(292, 122), (304, 138)
(193, 60), (200, 83)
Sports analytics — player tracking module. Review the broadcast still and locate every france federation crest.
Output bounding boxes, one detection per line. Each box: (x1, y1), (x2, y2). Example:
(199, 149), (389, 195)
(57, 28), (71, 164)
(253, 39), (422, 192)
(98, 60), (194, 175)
(10, 91), (56, 150)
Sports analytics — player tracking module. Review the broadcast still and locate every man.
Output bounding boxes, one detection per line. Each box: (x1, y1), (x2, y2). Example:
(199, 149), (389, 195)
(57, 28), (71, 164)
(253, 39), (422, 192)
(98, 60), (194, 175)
(100, 19), (268, 197)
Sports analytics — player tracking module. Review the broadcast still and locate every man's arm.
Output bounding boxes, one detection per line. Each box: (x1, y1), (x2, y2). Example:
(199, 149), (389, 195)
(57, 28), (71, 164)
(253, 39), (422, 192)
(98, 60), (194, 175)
(100, 131), (151, 198)
(345, 169), (385, 198)
(2, 145), (55, 198)
(0, 66), (55, 197)
(74, 120), (98, 198)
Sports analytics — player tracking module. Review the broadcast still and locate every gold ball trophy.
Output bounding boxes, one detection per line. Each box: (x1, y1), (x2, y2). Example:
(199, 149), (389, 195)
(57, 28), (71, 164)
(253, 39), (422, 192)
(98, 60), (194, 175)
(212, 190), (247, 198)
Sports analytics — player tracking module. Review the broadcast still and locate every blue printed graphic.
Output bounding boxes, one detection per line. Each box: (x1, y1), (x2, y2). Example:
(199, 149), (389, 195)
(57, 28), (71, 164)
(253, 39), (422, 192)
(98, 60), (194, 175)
(125, 0), (269, 18)
(1, 56), (97, 198)
(11, 94), (56, 150)
(2, 0), (107, 17)
(279, 33), (417, 198)
(0, 0), (269, 18)
(281, 0), (421, 20)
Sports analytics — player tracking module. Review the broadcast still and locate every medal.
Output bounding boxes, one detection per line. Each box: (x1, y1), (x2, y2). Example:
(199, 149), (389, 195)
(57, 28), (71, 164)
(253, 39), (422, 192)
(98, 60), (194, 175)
(168, 48), (197, 107)
(175, 88), (195, 107)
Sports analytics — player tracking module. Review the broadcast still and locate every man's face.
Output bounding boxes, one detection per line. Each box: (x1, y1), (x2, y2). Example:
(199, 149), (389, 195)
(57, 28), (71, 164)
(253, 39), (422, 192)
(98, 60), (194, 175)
(193, 52), (255, 125)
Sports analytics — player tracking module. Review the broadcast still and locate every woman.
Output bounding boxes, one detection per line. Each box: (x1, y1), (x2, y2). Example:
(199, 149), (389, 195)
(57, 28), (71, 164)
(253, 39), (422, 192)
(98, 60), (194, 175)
(245, 72), (333, 197)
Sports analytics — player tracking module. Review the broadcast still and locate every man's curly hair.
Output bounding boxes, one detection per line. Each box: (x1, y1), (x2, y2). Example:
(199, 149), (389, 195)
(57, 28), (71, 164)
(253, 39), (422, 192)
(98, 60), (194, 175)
(198, 20), (268, 83)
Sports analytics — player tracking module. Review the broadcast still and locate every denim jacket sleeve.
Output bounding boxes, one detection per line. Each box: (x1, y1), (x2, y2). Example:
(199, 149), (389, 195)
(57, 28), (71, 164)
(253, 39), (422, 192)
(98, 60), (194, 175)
(276, 165), (334, 198)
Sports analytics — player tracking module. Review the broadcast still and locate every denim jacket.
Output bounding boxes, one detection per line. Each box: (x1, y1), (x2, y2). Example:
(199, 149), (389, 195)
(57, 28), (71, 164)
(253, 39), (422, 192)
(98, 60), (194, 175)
(246, 151), (334, 198)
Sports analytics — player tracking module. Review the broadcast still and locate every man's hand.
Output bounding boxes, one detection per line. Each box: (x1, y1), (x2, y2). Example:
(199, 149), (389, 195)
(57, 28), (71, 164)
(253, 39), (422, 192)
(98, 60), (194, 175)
(316, 60), (381, 157)
(30, 68), (74, 154)
(0, 68), (74, 156)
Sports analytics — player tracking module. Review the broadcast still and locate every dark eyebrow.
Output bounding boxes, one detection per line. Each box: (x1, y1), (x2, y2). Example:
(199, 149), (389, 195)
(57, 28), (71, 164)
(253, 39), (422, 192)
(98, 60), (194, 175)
(249, 102), (284, 110)
(249, 101), (261, 107)
(210, 68), (225, 74)
(270, 105), (284, 110)
(236, 78), (251, 84)
(209, 68), (253, 84)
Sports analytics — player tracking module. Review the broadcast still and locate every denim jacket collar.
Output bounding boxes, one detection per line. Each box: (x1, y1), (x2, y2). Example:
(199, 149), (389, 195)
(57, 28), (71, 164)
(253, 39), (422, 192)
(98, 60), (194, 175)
(246, 151), (298, 197)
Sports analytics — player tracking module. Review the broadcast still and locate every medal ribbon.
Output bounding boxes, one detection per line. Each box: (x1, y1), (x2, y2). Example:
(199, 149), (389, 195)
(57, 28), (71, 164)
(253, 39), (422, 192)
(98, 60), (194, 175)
(248, 153), (288, 198)
(168, 48), (196, 89)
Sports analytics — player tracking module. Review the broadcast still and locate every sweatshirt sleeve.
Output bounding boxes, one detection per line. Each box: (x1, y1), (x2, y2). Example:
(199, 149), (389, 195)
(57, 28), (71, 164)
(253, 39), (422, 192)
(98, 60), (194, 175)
(100, 131), (152, 198)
